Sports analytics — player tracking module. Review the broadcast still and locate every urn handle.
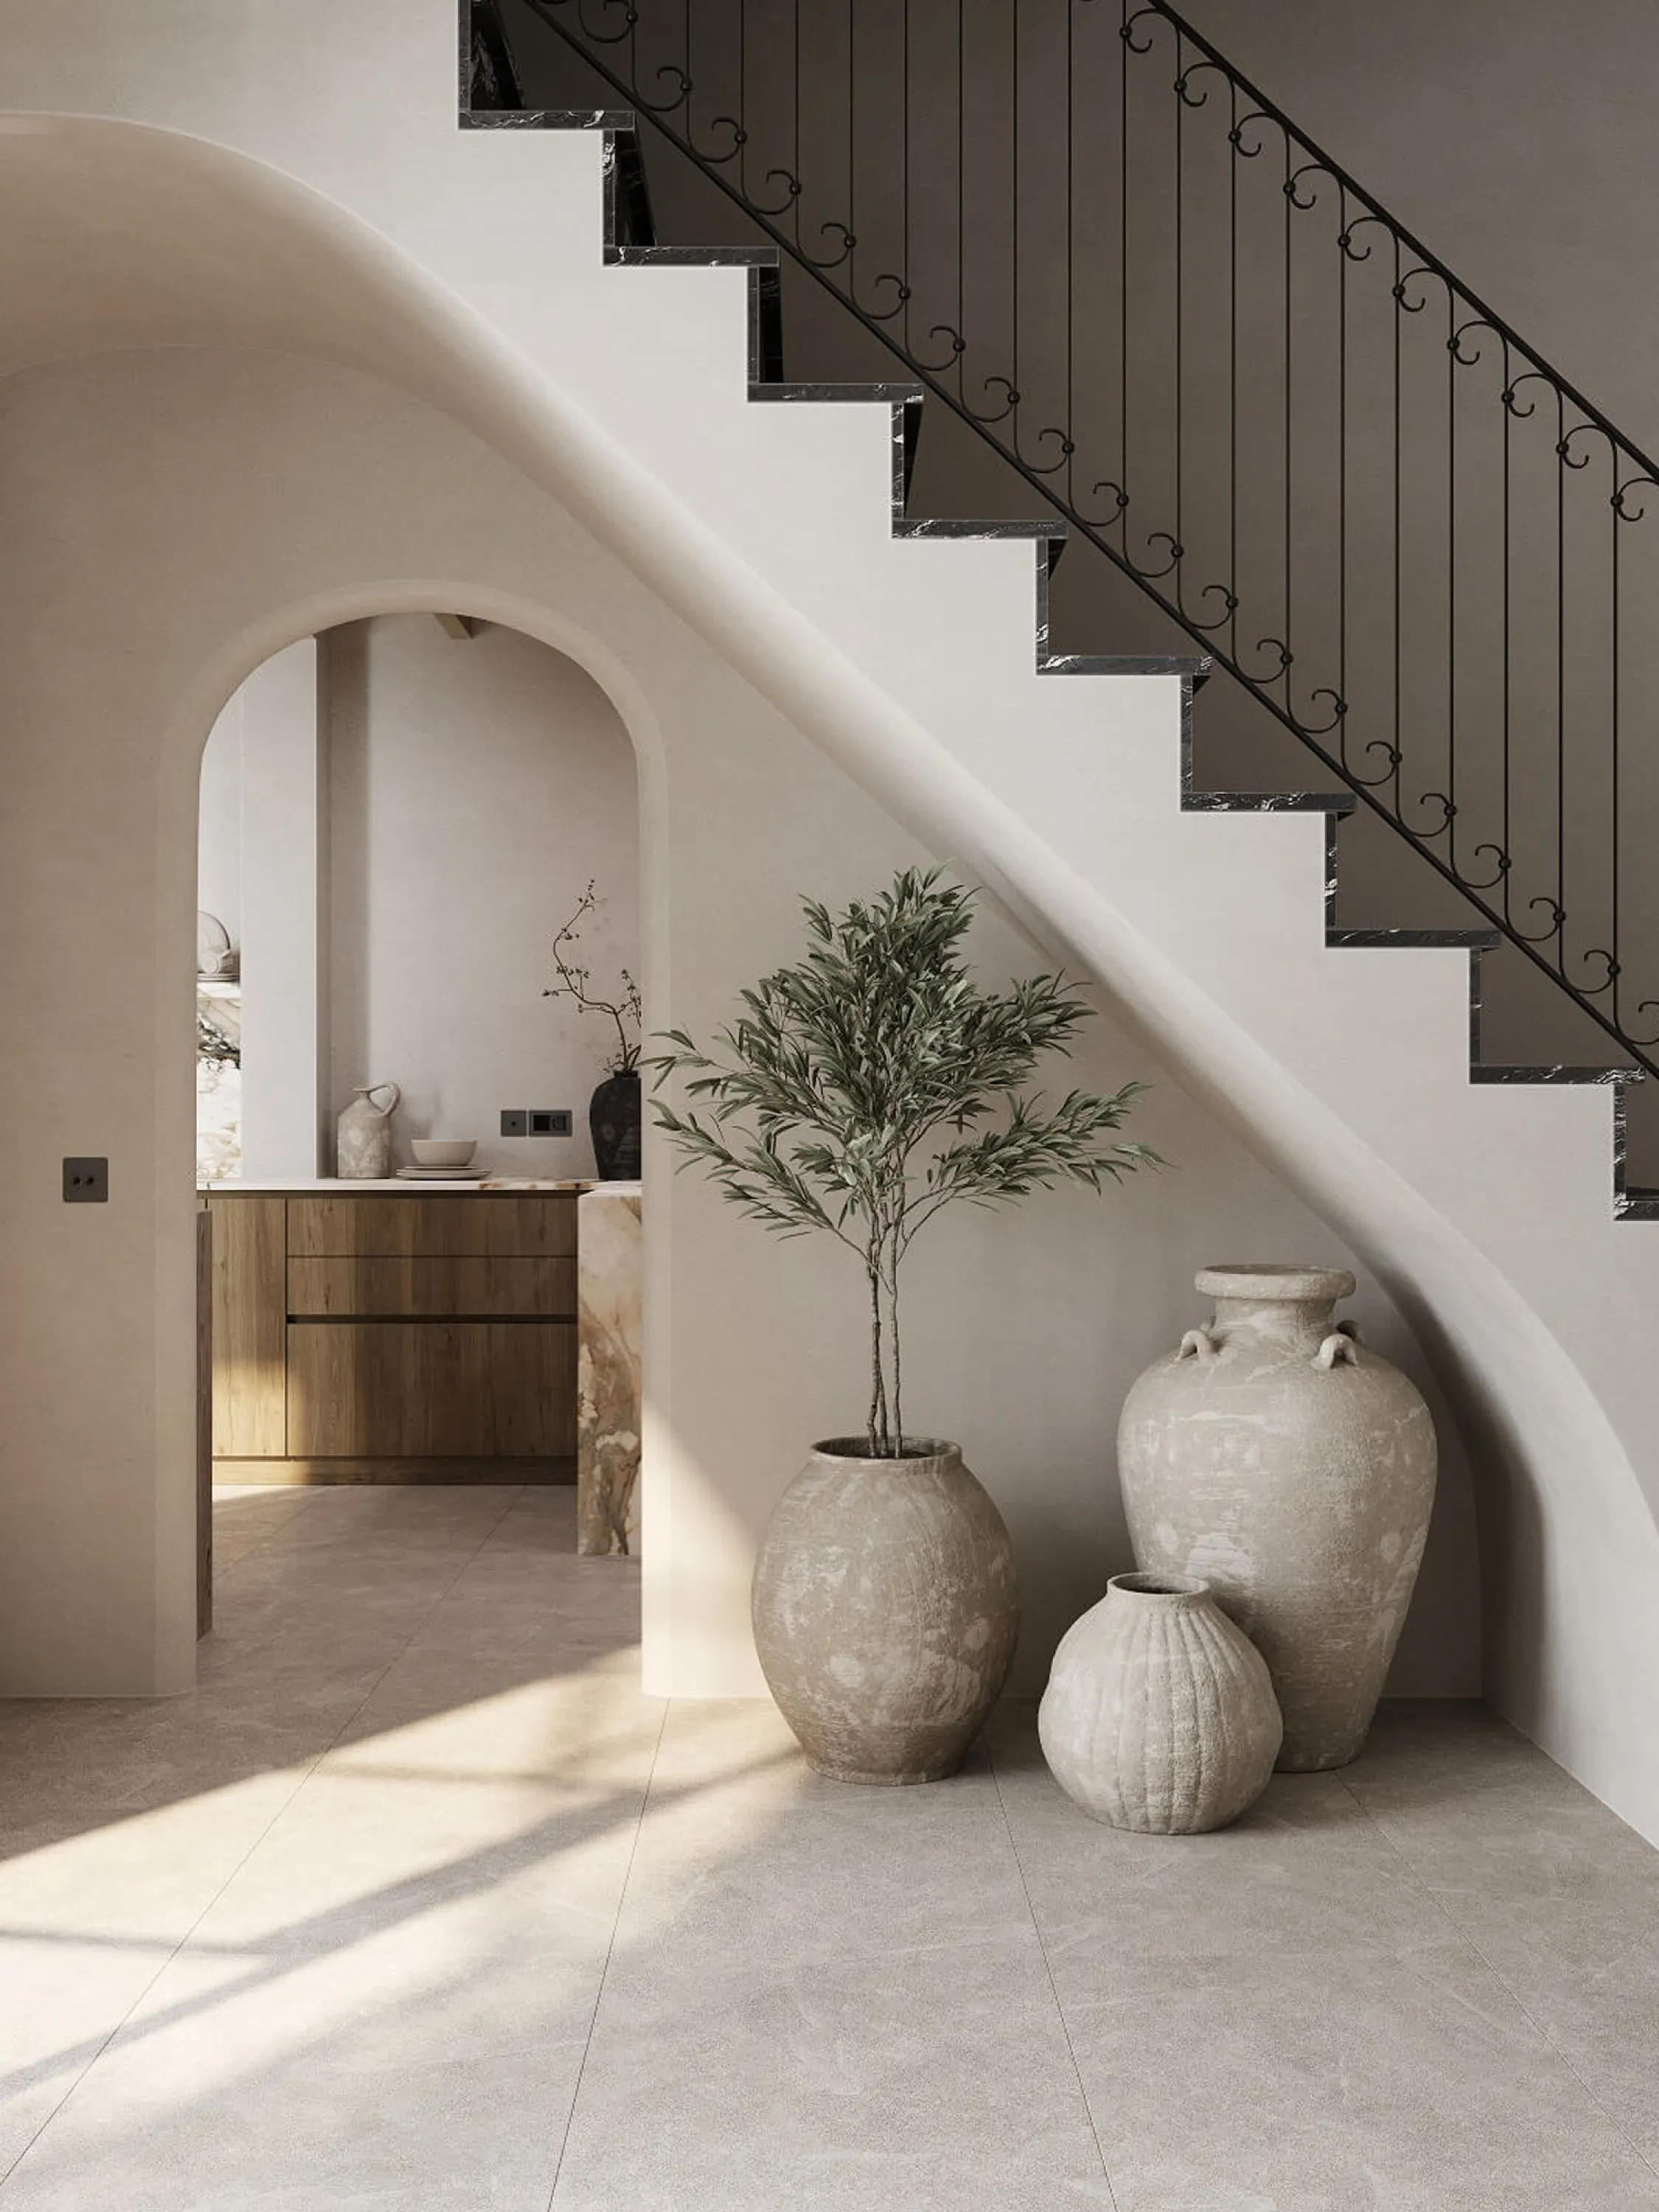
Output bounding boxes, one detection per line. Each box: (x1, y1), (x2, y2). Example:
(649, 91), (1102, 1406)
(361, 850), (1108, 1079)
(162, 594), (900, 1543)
(1178, 1328), (1217, 1363)
(1315, 1331), (1360, 1370)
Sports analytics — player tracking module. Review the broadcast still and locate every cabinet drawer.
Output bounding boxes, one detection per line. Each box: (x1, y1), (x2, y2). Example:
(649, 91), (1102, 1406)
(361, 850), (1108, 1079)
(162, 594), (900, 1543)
(286, 1322), (576, 1456)
(288, 1194), (577, 1259)
(287, 1256), (576, 1318)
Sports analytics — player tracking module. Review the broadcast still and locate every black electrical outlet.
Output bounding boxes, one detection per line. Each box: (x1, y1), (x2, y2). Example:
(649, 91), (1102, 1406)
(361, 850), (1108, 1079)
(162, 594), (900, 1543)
(500, 1109), (529, 1137)
(63, 1157), (109, 1203)
(529, 1109), (573, 1136)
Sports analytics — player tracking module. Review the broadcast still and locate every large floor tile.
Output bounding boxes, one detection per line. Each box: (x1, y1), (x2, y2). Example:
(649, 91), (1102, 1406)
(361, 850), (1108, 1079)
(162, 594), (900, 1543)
(990, 1702), (1443, 1989)
(1343, 1706), (1659, 2164)
(1063, 1934), (1659, 2211)
(553, 1928), (1108, 2212)
(0, 1781), (307, 2179)
(0, 1880), (597, 2211)
(1, 1652), (655, 2205)
(8, 1504), (1659, 2211)
(549, 1703), (1110, 2212)
(189, 1680), (663, 1958)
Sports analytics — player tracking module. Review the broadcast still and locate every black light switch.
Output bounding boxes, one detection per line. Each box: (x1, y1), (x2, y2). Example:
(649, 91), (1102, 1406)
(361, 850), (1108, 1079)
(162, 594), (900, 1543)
(63, 1157), (109, 1203)
(529, 1109), (573, 1136)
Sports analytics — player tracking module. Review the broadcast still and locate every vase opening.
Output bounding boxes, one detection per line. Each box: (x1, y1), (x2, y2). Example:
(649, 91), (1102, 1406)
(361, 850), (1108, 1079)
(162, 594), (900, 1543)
(813, 1436), (957, 1466)
(1109, 1570), (1210, 1601)
(1195, 1263), (1357, 1304)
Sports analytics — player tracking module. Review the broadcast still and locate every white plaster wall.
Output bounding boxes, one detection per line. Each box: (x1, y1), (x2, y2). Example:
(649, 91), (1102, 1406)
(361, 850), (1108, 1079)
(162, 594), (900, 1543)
(0, 341), (1476, 1708)
(196, 698), (243, 954)
(324, 614), (638, 1180)
(197, 643), (324, 1177)
(238, 640), (323, 1180)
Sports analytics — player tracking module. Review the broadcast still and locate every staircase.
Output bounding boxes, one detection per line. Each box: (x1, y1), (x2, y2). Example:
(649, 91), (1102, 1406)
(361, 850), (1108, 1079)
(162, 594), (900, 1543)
(457, 0), (1659, 1834)
(475, 0), (1659, 1205)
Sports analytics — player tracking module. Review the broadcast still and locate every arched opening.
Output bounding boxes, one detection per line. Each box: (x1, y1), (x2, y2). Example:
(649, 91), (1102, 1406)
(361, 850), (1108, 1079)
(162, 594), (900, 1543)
(193, 608), (646, 1658)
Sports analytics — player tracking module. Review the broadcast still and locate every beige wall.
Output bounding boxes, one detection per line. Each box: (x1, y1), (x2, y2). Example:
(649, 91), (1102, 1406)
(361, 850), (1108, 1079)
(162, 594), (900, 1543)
(326, 616), (639, 1181)
(1175, 0), (1659, 448)
(0, 338), (1478, 1700)
(201, 619), (640, 1181)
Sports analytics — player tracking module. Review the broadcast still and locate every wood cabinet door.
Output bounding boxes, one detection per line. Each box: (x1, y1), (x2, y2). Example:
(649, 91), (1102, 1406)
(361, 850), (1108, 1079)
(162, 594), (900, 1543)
(209, 1197), (288, 1457)
(286, 1256), (577, 1318)
(288, 1195), (577, 1259)
(286, 1322), (576, 1457)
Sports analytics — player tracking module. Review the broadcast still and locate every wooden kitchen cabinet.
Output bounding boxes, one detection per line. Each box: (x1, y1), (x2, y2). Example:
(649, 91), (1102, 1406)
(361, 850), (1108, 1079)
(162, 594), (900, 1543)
(285, 1255), (576, 1318)
(209, 1190), (579, 1481)
(286, 1321), (575, 1456)
(209, 1196), (288, 1456)
(288, 1194), (576, 1259)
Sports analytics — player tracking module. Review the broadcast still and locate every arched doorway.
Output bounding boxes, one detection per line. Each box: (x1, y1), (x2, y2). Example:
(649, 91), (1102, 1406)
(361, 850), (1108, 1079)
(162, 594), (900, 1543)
(195, 611), (644, 1638)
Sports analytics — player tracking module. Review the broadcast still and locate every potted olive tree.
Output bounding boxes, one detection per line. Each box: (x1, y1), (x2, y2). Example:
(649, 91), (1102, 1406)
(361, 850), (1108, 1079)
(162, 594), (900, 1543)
(651, 867), (1161, 1785)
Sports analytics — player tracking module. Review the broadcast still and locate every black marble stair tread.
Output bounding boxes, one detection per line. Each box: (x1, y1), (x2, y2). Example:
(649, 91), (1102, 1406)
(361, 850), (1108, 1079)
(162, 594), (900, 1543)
(1470, 1064), (1639, 1084)
(750, 382), (925, 403)
(1039, 652), (1213, 681)
(1186, 791), (1357, 813)
(1328, 927), (1502, 950)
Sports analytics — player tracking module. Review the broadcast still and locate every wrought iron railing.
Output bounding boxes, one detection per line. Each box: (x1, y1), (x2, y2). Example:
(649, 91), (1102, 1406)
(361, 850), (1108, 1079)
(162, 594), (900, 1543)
(473, 0), (1659, 1079)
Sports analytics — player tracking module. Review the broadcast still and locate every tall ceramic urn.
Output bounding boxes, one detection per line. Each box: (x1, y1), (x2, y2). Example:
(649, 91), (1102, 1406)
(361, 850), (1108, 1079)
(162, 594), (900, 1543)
(1117, 1265), (1436, 1771)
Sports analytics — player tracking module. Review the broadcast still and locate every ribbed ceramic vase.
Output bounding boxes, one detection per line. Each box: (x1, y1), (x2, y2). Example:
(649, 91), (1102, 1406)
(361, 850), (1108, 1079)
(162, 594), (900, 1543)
(751, 1439), (1019, 1786)
(1038, 1572), (1282, 1833)
(1118, 1265), (1438, 1772)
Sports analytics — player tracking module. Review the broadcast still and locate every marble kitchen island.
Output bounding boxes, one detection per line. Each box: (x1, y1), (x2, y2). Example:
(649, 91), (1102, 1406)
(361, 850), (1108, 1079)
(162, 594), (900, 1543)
(576, 1181), (642, 1556)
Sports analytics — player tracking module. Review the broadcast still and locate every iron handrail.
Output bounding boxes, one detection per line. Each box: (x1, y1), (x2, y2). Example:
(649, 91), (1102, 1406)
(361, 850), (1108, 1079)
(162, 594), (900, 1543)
(470, 0), (1659, 1081)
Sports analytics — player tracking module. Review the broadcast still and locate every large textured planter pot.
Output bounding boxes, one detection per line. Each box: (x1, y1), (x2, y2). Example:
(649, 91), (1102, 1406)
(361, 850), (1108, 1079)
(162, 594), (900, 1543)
(751, 1439), (1018, 1785)
(1118, 1265), (1437, 1773)
(1038, 1572), (1281, 1833)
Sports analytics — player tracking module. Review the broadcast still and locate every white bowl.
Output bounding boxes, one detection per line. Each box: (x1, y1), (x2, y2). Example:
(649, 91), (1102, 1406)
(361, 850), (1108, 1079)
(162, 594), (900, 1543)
(411, 1138), (476, 1168)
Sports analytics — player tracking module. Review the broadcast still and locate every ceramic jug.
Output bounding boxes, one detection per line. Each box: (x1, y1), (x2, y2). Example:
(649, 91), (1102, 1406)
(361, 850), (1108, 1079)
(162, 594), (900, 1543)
(1118, 1265), (1436, 1772)
(336, 1082), (400, 1180)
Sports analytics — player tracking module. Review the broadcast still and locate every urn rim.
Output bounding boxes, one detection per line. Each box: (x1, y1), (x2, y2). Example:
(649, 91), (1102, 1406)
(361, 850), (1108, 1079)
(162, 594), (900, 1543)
(1109, 1570), (1212, 1606)
(1196, 1262), (1357, 1304)
(810, 1436), (961, 1472)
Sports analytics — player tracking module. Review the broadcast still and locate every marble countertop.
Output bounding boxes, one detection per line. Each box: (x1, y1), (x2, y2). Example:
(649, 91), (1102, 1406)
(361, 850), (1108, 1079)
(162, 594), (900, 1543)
(198, 1176), (613, 1195)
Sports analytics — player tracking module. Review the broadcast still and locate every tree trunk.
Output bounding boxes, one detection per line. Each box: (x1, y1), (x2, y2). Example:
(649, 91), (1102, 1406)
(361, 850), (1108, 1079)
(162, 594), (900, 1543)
(867, 1258), (888, 1456)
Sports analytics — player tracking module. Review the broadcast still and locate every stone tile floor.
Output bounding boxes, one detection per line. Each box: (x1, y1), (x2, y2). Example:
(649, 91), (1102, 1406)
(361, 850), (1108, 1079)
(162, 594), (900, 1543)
(1, 1485), (1658, 2209)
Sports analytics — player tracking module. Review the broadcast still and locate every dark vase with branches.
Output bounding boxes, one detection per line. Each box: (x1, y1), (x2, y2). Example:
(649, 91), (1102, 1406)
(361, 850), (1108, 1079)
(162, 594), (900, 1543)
(650, 867), (1161, 1785)
(544, 880), (643, 1180)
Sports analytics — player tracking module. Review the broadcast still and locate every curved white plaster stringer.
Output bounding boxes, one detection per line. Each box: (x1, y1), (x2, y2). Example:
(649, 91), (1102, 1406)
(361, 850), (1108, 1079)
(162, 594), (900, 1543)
(4, 114), (1658, 1834)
